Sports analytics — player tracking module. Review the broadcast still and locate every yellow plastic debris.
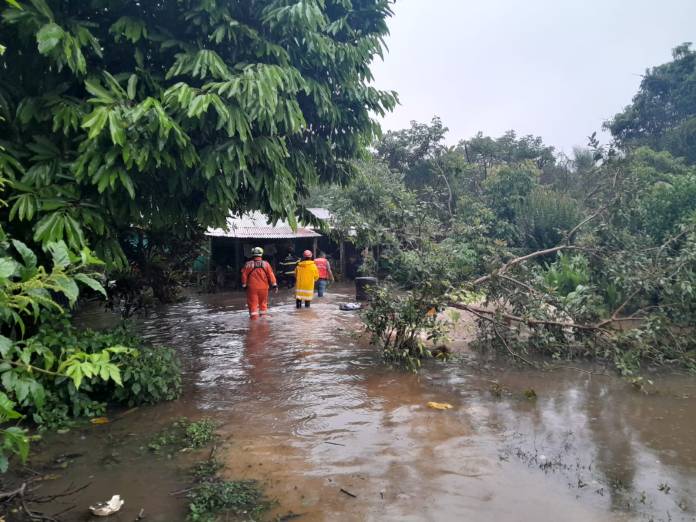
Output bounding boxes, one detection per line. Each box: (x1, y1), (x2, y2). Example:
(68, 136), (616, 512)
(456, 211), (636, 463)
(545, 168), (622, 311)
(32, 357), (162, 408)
(427, 401), (453, 410)
(90, 417), (110, 425)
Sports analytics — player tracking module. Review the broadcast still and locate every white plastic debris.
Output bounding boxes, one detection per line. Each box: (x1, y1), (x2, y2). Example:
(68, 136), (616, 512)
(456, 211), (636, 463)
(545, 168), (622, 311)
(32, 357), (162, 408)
(339, 302), (362, 311)
(89, 495), (124, 517)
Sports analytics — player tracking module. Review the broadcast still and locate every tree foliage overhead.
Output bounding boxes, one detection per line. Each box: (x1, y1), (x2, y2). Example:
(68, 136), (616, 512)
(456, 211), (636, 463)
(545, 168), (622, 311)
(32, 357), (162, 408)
(0, 0), (397, 263)
(607, 43), (696, 163)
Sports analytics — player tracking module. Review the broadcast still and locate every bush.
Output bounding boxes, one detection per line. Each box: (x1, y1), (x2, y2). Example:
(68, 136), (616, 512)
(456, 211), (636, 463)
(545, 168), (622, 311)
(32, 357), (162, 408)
(362, 284), (451, 371)
(20, 318), (181, 428)
(383, 239), (478, 293)
(515, 187), (582, 249)
(542, 253), (590, 297)
(112, 343), (182, 407)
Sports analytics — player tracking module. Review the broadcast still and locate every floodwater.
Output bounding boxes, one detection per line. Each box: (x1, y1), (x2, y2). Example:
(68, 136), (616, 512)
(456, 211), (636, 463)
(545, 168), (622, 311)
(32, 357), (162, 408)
(15, 286), (696, 521)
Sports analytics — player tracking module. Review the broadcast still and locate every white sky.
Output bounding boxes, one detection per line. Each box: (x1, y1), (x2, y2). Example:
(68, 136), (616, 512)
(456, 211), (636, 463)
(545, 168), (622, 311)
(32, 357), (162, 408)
(370, 0), (696, 154)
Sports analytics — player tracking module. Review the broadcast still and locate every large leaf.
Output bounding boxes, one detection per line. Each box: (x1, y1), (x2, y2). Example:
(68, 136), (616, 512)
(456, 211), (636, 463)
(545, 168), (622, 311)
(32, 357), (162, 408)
(0, 258), (19, 278)
(82, 106), (109, 139)
(36, 22), (63, 54)
(52, 274), (79, 303)
(0, 336), (11, 358)
(47, 241), (70, 269)
(11, 240), (37, 269)
(74, 273), (106, 297)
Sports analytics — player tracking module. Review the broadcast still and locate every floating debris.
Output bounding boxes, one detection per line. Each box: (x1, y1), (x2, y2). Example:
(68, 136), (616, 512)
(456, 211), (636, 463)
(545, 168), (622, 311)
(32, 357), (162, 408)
(339, 302), (362, 311)
(427, 401), (453, 410)
(89, 495), (124, 516)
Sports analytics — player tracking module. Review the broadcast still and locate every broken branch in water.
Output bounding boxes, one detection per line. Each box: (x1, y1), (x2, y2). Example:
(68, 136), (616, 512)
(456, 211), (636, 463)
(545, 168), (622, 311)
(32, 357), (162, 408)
(450, 303), (610, 333)
(340, 488), (357, 498)
(30, 482), (90, 503)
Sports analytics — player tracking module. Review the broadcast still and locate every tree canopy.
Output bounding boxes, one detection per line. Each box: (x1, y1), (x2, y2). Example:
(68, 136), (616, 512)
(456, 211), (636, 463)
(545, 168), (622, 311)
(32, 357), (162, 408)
(0, 0), (397, 263)
(607, 42), (696, 163)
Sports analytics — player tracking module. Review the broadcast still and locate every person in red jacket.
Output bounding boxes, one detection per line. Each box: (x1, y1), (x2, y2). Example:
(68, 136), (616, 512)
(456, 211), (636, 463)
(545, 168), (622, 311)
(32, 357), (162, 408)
(314, 251), (334, 297)
(241, 247), (278, 319)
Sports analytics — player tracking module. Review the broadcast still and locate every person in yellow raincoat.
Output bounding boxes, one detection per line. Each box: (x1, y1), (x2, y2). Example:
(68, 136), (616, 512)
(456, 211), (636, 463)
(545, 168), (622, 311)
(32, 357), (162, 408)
(295, 250), (319, 308)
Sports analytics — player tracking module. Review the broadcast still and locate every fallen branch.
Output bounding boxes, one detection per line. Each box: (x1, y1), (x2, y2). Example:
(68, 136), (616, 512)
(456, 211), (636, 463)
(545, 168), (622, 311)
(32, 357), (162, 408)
(0, 482), (26, 501)
(565, 205), (608, 244)
(472, 245), (579, 286)
(491, 324), (536, 367)
(31, 482), (90, 504)
(451, 303), (609, 333)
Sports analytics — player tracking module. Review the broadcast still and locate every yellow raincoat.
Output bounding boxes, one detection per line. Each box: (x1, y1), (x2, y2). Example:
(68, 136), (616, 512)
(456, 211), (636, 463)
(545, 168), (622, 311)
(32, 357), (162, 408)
(295, 260), (319, 301)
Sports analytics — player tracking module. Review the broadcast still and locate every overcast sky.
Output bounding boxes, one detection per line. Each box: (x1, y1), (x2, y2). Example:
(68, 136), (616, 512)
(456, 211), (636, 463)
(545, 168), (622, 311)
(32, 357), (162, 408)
(370, 0), (696, 155)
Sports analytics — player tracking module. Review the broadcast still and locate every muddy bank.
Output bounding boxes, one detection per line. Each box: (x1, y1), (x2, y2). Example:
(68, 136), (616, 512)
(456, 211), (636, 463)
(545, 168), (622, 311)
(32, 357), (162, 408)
(8, 286), (696, 521)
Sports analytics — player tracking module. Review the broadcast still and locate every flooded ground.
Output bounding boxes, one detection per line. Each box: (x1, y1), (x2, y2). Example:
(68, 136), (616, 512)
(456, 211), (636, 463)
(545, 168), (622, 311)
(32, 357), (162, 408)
(14, 285), (696, 521)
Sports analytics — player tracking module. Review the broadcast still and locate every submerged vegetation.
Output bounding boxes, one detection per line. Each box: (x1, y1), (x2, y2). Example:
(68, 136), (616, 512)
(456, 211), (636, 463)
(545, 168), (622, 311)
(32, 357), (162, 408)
(187, 479), (270, 522)
(149, 418), (217, 454)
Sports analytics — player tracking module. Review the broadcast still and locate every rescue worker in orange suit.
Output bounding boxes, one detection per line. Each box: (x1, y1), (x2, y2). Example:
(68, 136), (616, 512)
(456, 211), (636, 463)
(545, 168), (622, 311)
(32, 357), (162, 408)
(241, 247), (278, 319)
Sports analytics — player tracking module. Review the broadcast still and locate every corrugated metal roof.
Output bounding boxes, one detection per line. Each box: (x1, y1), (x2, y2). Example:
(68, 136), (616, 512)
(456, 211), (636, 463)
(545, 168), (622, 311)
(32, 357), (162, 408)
(206, 211), (322, 239)
(307, 207), (333, 221)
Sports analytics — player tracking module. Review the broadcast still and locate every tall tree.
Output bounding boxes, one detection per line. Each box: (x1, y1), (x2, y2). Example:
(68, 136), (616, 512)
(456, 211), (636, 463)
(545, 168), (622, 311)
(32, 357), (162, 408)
(0, 0), (397, 263)
(607, 43), (696, 163)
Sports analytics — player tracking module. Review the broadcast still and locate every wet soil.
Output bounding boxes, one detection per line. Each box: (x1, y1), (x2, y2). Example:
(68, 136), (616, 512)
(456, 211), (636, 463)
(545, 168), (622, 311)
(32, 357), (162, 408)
(11, 285), (696, 521)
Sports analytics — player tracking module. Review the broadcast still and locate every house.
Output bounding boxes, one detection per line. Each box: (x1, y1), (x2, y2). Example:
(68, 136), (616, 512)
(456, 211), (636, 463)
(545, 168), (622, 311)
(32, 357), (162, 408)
(205, 209), (354, 289)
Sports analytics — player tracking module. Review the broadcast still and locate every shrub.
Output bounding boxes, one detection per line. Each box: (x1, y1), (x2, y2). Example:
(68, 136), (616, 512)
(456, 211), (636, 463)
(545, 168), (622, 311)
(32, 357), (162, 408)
(515, 187), (582, 249)
(362, 284), (451, 371)
(542, 253), (590, 297)
(21, 317), (181, 428)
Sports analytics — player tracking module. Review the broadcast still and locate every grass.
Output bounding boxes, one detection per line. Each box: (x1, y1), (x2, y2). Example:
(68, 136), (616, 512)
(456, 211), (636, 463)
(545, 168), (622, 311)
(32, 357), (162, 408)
(148, 418), (217, 453)
(187, 479), (270, 522)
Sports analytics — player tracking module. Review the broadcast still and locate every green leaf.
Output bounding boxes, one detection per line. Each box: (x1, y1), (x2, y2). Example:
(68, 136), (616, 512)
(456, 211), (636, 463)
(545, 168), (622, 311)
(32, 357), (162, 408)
(36, 22), (63, 54)
(0, 336), (11, 358)
(53, 274), (79, 304)
(127, 74), (138, 100)
(74, 273), (106, 297)
(118, 170), (135, 199)
(66, 363), (83, 389)
(0, 258), (19, 278)
(0, 392), (21, 420)
(108, 365), (122, 386)
(4, 426), (30, 463)
(29, 0), (54, 20)
(108, 111), (125, 146)
(82, 107), (109, 139)
(11, 240), (37, 269)
(84, 79), (114, 103)
(47, 241), (70, 269)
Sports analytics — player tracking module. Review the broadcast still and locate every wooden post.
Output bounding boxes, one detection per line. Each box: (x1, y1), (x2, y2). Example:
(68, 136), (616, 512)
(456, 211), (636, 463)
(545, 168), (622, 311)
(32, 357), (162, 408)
(234, 240), (242, 288)
(206, 236), (213, 289)
(313, 237), (318, 258)
(339, 238), (346, 281)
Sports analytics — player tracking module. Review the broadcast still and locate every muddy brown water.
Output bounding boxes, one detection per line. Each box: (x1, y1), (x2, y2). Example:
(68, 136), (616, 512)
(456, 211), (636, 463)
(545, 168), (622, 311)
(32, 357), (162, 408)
(12, 286), (696, 521)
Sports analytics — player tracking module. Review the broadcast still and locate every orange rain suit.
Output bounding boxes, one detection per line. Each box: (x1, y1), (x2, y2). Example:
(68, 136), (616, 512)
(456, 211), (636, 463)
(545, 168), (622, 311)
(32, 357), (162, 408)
(241, 257), (277, 318)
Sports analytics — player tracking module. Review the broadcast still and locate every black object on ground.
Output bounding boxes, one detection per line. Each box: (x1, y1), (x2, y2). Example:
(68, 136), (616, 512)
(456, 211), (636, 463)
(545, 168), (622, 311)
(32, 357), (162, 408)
(355, 277), (377, 301)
